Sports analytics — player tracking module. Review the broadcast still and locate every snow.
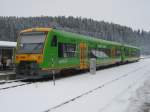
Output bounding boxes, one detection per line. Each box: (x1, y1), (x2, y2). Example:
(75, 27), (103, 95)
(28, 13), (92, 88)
(0, 58), (150, 112)
(126, 77), (150, 112)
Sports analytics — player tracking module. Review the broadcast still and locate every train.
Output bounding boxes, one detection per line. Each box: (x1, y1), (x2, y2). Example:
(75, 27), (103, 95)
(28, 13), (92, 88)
(15, 28), (140, 79)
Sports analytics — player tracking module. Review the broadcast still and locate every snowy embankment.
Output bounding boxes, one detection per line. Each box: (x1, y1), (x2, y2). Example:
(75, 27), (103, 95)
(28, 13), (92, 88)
(0, 58), (150, 112)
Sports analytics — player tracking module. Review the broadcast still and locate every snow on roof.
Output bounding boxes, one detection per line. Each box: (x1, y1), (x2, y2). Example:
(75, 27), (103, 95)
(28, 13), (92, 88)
(0, 41), (17, 47)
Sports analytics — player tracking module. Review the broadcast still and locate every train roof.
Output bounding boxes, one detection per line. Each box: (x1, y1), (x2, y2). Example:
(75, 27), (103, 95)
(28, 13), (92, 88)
(20, 27), (140, 49)
(0, 41), (17, 47)
(122, 44), (140, 49)
(53, 29), (122, 46)
(53, 29), (140, 49)
(20, 28), (121, 46)
(20, 28), (52, 33)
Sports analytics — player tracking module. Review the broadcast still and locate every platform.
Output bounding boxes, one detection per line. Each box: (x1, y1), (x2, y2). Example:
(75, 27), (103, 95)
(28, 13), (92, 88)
(0, 70), (16, 80)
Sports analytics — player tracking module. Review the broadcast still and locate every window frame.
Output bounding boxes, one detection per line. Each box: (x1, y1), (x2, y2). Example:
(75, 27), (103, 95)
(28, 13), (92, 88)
(58, 42), (77, 58)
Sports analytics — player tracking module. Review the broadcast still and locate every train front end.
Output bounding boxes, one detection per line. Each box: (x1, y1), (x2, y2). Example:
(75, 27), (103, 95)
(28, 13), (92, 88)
(15, 28), (51, 79)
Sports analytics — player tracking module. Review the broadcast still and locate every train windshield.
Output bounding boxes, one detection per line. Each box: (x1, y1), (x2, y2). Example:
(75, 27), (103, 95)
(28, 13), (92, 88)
(17, 32), (47, 54)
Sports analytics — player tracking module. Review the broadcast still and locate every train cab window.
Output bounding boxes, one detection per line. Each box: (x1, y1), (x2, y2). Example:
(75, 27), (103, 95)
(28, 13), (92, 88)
(51, 35), (57, 47)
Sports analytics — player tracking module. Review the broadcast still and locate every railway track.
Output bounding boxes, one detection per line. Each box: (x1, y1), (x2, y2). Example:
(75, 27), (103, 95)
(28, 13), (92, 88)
(43, 63), (149, 112)
(0, 61), (147, 92)
(0, 82), (32, 91)
(98, 70), (150, 112)
(0, 58), (148, 91)
(0, 59), (148, 93)
(0, 77), (55, 91)
(0, 78), (29, 85)
(0, 78), (34, 91)
(0, 77), (45, 91)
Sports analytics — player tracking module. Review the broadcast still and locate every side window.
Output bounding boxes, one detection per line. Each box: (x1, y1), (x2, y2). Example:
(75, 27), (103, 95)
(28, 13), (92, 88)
(116, 49), (121, 57)
(90, 48), (111, 58)
(131, 50), (138, 57)
(58, 43), (63, 57)
(125, 48), (128, 56)
(58, 43), (76, 58)
(51, 35), (57, 47)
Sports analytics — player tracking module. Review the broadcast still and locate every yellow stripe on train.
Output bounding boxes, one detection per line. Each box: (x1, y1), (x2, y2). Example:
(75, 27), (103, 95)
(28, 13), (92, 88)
(15, 54), (43, 63)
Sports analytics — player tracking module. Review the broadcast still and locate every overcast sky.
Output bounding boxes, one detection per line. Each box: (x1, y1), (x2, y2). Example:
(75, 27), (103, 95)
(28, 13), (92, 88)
(1, 0), (150, 31)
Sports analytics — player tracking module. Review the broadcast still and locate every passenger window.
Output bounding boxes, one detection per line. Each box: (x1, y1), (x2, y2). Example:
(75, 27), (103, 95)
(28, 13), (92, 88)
(90, 48), (111, 58)
(58, 43), (76, 58)
(51, 35), (57, 47)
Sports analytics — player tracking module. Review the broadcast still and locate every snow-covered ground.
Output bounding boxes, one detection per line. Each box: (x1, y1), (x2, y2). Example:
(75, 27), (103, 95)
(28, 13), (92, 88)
(0, 58), (150, 112)
(126, 76), (150, 112)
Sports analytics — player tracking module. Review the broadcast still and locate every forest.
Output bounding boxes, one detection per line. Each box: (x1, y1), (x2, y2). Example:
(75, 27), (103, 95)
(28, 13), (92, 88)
(0, 16), (150, 54)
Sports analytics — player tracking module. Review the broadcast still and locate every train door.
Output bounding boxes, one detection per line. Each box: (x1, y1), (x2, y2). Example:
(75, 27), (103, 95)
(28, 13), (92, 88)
(111, 47), (116, 63)
(111, 47), (115, 58)
(121, 47), (125, 62)
(79, 43), (88, 69)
